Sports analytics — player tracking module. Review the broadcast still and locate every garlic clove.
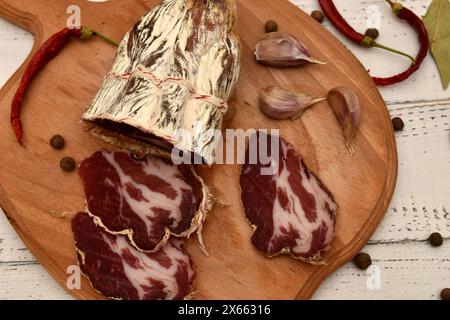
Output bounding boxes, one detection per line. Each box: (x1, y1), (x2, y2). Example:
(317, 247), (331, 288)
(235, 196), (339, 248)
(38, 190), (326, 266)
(327, 87), (361, 155)
(259, 85), (326, 120)
(255, 32), (326, 67)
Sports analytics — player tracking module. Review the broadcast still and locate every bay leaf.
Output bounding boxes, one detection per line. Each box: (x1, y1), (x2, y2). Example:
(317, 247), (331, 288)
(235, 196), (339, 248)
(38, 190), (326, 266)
(423, 0), (450, 90)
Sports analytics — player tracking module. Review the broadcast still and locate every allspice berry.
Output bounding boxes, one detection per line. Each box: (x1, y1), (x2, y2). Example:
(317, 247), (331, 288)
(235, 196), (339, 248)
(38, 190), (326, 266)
(60, 156), (76, 172)
(50, 135), (65, 150)
(365, 28), (379, 40)
(428, 232), (443, 247)
(311, 10), (325, 23)
(392, 117), (405, 131)
(441, 288), (450, 300)
(353, 252), (372, 270)
(265, 20), (278, 33)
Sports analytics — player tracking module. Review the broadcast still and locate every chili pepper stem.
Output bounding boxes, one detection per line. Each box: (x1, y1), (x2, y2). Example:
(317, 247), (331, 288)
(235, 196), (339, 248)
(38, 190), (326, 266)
(373, 42), (416, 63)
(385, 0), (403, 15)
(79, 26), (119, 47)
(92, 31), (119, 47)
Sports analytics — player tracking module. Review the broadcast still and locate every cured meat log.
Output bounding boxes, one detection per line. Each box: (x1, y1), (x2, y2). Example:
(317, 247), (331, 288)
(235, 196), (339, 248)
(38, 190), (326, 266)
(83, 0), (241, 164)
(72, 212), (195, 300)
(79, 151), (210, 252)
(240, 133), (338, 262)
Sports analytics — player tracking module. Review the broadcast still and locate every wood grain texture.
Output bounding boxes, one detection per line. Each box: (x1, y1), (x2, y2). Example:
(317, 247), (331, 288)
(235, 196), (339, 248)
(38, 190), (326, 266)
(1, 0), (447, 300)
(0, 0), (398, 299)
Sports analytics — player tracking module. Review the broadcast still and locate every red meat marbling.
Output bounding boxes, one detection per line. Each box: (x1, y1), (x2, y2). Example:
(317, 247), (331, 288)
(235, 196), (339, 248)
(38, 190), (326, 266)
(72, 212), (195, 300)
(240, 132), (338, 262)
(79, 151), (207, 252)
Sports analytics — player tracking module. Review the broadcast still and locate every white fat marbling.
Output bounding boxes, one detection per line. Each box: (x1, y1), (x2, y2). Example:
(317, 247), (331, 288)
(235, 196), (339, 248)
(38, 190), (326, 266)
(270, 142), (338, 257)
(104, 236), (194, 300)
(101, 151), (194, 233)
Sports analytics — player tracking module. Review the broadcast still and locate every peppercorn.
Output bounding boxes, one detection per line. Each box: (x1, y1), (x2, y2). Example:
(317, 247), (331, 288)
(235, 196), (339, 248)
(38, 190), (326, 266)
(441, 288), (450, 300)
(311, 10), (325, 23)
(365, 28), (379, 40)
(265, 20), (278, 33)
(353, 252), (372, 270)
(428, 232), (443, 247)
(392, 117), (405, 131)
(50, 134), (65, 150)
(60, 156), (76, 172)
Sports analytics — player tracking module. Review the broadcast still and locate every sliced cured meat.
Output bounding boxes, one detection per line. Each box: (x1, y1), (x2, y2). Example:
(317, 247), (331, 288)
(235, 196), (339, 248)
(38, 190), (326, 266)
(72, 212), (195, 300)
(240, 132), (338, 262)
(79, 151), (210, 252)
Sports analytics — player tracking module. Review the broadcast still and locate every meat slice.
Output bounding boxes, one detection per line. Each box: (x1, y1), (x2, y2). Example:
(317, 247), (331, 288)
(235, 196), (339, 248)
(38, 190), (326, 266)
(240, 132), (338, 262)
(79, 151), (210, 252)
(72, 212), (195, 300)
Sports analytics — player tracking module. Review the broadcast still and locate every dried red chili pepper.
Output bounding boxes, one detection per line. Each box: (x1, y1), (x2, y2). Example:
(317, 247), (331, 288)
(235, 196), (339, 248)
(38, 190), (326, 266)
(318, 0), (415, 62)
(10, 26), (118, 145)
(318, 0), (430, 87)
(372, 0), (429, 86)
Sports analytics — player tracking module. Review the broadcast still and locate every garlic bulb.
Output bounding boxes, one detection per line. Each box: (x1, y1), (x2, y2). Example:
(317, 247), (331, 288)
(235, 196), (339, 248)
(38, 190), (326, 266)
(255, 32), (326, 67)
(327, 87), (361, 155)
(259, 86), (326, 120)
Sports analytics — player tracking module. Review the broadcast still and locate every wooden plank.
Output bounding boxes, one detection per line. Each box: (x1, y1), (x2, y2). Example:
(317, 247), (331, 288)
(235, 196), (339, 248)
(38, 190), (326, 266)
(0, 213), (71, 299)
(312, 241), (450, 300)
(0, 264), (71, 300)
(372, 101), (450, 242)
(0, 18), (32, 85)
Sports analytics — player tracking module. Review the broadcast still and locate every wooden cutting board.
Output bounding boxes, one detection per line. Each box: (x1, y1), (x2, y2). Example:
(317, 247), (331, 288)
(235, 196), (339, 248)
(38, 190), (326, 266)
(0, 0), (397, 300)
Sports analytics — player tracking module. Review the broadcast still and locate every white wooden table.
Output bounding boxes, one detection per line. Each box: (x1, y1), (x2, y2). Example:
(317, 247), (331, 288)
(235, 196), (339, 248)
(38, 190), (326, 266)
(0, 0), (448, 300)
